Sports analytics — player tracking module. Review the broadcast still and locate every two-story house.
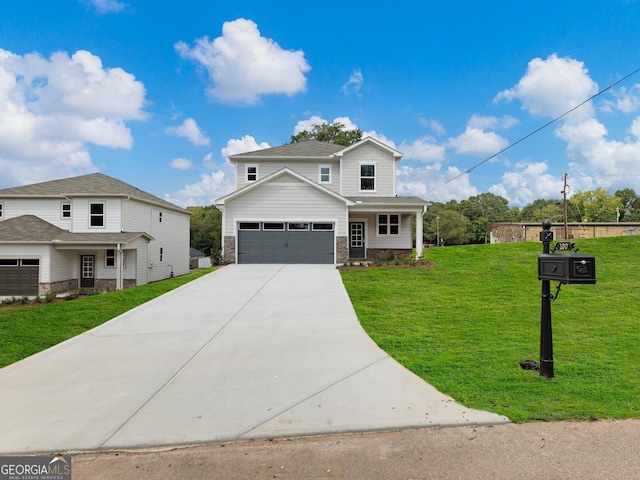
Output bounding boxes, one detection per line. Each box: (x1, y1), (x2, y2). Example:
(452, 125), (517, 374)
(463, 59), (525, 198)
(215, 137), (428, 264)
(0, 173), (190, 297)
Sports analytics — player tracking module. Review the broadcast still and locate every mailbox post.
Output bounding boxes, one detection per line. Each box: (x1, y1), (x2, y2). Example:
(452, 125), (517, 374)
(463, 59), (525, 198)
(536, 219), (596, 379)
(539, 220), (554, 378)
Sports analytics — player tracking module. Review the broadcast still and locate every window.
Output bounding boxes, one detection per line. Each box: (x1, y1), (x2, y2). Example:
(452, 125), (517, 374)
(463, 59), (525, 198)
(378, 214), (400, 235)
(0, 259), (18, 266)
(106, 249), (116, 267)
(319, 165), (331, 184)
(61, 202), (71, 218)
(312, 223), (334, 231)
(90, 203), (105, 227)
(246, 165), (258, 182)
(288, 222), (309, 231)
(263, 222), (285, 231)
(0, 202), (4, 218)
(21, 259), (39, 266)
(106, 249), (126, 268)
(360, 164), (375, 191)
(160, 247), (164, 262)
(238, 222), (260, 230)
(159, 212), (163, 223)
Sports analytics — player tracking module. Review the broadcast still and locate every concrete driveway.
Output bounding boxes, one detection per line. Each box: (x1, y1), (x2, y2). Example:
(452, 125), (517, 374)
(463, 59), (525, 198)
(0, 264), (507, 454)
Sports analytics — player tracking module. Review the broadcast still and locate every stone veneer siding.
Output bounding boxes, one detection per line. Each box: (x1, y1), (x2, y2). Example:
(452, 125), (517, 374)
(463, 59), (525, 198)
(224, 236), (236, 264)
(39, 278), (137, 296)
(336, 236), (348, 264)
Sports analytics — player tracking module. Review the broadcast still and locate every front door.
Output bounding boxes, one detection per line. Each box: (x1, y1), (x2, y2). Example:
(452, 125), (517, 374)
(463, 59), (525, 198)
(349, 222), (365, 259)
(80, 255), (95, 288)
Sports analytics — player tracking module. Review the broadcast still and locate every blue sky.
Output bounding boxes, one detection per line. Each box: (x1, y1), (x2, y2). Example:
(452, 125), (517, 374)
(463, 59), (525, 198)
(2, 0), (640, 207)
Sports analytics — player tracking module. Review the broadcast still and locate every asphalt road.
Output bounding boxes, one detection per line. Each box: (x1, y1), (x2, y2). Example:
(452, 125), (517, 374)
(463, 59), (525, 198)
(72, 419), (640, 480)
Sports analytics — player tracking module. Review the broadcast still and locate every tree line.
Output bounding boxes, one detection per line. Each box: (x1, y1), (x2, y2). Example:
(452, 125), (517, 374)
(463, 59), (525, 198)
(424, 187), (640, 245)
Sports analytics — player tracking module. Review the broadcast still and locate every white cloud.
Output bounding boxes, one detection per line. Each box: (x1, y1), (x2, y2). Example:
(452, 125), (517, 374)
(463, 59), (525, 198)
(448, 126), (509, 156)
(80, 0), (127, 13)
(398, 137), (446, 162)
(362, 130), (397, 149)
(221, 135), (270, 159)
(293, 115), (327, 135)
(495, 53), (598, 123)
(170, 158), (193, 170)
(0, 48), (146, 187)
(488, 161), (564, 206)
(175, 18), (310, 105)
(165, 118), (210, 146)
(468, 114), (519, 130)
(396, 164), (478, 202)
(601, 84), (640, 114)
(340, 69), (364, 96)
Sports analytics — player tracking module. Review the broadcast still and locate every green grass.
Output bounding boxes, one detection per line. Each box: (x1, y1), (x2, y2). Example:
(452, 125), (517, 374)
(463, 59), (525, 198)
(0, 268), (214, 368)
(340, 237), (640, 422)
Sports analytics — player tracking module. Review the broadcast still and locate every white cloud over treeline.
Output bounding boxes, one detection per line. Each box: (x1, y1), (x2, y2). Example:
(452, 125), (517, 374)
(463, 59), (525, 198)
(0, 48), (146, 187)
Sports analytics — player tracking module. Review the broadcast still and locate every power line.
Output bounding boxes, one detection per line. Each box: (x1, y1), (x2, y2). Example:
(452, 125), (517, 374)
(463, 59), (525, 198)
(427, 65), (640, 196)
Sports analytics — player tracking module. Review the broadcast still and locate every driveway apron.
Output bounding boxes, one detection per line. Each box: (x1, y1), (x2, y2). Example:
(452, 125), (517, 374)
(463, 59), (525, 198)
(0, 264), (507, 454)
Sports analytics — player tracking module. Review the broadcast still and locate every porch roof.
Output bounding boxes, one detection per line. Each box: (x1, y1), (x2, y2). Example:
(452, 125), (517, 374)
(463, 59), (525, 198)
(347, 196), (429, 212)
(0, 215), (153, 245)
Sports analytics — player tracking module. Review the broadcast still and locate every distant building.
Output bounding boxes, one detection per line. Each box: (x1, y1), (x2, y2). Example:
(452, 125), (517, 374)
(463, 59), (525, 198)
(487, 222), (640, 244)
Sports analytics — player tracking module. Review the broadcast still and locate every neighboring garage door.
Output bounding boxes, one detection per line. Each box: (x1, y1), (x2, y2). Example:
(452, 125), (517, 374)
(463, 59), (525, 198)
(237, 222), (334, 264)
(0, 259), (39, 296)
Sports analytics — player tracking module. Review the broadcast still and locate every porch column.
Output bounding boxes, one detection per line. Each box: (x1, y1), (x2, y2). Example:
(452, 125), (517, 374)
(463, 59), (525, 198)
(415, 210), (424, 259)
(116, 244), (123, 290)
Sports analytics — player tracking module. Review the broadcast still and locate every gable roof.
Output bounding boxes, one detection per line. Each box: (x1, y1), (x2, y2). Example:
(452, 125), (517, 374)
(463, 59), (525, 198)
(216, 168), (355, 206)
(229, 140), (346, 161)
(0, 215), (153, 244)
(0, 173), (188, 214)
(228, 137), (402, 162)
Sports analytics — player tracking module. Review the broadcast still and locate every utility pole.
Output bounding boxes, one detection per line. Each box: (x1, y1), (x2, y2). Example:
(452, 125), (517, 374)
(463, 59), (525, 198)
(562, 173), (568, 240)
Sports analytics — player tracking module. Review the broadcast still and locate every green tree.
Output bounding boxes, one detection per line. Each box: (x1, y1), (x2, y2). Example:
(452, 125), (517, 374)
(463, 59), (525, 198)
(614, 188), (639, 221)
(437, 210), (473, 245)
(518, 199), (564, 222)
(569, 188), (623, 222)
(290, 122), (363, 146)
(187, 205), (223, 263)
(454, 193), (511, 243)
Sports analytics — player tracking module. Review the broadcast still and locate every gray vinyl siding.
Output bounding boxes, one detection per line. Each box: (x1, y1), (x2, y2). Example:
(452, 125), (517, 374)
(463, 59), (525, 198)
(70, 198), (122, 232)
(235, 160), (341, 193)
(49, 248), (76, 282)
(0, 198), (72, 230)
(122, 199), (152, 232)
(147, 209), (190, 282)
(340, 143), (396, 197)
(224, 179), (348, 237)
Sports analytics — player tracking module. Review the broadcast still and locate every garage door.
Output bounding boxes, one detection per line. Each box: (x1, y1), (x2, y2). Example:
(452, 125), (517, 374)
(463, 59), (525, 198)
(0, 259), (39, 296)
(237, 222), (334, 264)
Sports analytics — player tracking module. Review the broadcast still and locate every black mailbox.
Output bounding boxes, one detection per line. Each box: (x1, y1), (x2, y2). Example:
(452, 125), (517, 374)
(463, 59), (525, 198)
(538, 252), (596, 284)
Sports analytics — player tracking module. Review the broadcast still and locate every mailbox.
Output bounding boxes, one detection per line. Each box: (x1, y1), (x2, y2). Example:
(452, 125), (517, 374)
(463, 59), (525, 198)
(538, 252), (596, 284)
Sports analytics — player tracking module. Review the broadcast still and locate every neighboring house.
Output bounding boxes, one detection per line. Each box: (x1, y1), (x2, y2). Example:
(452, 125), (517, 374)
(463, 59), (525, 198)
(0, 173), (190, 297)
(190, 247), (212, 269)
(215, 137), (428, 264)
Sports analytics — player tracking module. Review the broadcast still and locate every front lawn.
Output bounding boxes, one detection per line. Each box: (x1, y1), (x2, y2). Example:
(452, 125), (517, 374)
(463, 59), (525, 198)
(340, 237), (640, 422)
(0, 268), (214, 368)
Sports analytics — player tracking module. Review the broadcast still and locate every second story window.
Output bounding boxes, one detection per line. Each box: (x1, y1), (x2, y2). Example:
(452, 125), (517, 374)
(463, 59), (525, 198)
(246, 165), (258, 182)
(0, 202), (3, 219)
(159, 212), (163, 223)
(90, 203), (105, 227)
(360, 164), (375, 191)
(61, 202), (71, 218)
(319, 165), (331, 184)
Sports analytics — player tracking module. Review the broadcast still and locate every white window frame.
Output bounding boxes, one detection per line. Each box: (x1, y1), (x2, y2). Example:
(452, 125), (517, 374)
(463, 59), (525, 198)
(159, 211), (163, 223)
(359, 163), (376, 192)
(238, 222), (260, 230)
(0, 202), (3, 219)
(89, 202), (105, 228)
(246, 164), (259, 183)
(319, 165), (332, 184)
(105, 249), (116, 268)
(377, 214), (400, 236)
(160, 247), (164, 262)
(61, 202), (71, 219)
